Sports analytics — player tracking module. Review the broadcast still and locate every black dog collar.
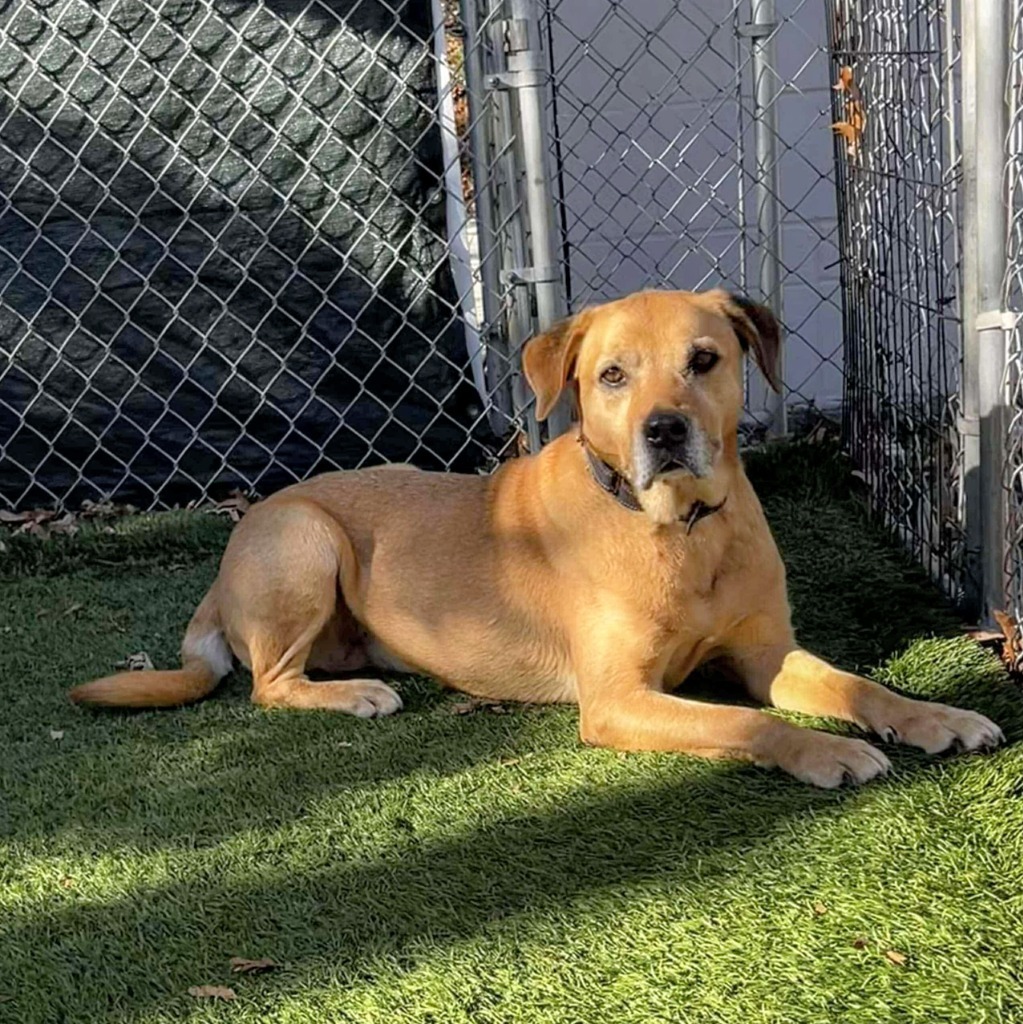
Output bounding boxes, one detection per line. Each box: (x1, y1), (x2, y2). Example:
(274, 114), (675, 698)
(583, 445), (727, 533)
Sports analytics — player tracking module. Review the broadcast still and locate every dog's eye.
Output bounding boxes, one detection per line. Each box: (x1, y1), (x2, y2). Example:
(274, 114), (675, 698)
(600, 365), (627, 387)
(689, 349), (719, 375)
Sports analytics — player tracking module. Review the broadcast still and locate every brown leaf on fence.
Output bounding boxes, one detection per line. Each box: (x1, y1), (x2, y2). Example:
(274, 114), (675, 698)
(187, 985), (236, 1001)
(832, 65), (854, 93)
(229, 956), (280, 974)
(832, 66), (865, 158)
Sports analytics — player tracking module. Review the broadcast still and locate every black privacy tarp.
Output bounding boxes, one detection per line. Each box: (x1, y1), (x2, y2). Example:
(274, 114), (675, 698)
(0, 0), (493, 509)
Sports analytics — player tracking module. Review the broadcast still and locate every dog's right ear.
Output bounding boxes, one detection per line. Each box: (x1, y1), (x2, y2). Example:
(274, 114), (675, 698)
(522, 310), (593, 422)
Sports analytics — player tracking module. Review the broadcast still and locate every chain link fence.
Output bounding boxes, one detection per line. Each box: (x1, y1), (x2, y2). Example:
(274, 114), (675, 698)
(2, 0), (1021, 645)
(541, 0), (844, 439)
(0, 0), (517, 512)
(825, 0), (964, 598)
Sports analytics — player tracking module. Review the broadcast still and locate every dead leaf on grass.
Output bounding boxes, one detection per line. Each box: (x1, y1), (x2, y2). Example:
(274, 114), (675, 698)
(115, 651), (155, 672)
(852, 936), (869, 949)
(187, 985), (236, 1001)
(813, 901), (827, 916)
(965, 628), (1004, 645)
(229, 956), (280, 974)
(884, 949), (908, 966)
(209, 490), (252, 522)
(992, 610), (1021, 668)
(80, 499), (137, 520)
(448, 697), (509, 715)
(49, 729), (65, 741)
(58, 602), (83, 619)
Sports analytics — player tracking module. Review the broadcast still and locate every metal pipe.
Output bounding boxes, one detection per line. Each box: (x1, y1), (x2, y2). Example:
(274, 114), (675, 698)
(959, 0), (983, 617)
(748, 0), (786, 436)
(970, 0), (1010, 624)
(506, 0), (570, 437)
(461, 0), (516, 436)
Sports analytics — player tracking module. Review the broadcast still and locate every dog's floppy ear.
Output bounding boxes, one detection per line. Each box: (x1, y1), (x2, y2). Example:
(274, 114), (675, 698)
(522, 309), (593, 421)
(721, 293), (783, 393)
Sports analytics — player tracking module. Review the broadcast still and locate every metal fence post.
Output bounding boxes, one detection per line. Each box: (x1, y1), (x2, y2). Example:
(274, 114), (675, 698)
(959, 0), (983, 617)
(501, 0), (570, 438)
(964, 0), (1010, 624)
(746, 0), (786, 437)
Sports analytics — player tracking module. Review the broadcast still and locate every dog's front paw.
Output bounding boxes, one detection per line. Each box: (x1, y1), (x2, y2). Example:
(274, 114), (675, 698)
(871, 701), (1004, 754)
(778, 732), (891, 789)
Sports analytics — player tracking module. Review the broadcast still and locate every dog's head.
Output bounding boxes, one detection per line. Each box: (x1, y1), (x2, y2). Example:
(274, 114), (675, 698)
(523, 289), (781, 523)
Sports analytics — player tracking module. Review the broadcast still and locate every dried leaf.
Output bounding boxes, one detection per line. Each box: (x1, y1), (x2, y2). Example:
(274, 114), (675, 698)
(992, 610), (1021, 667)
(832, 65), (854, 92)
(49, 512), (78, 536)
(210, 490), (252, 522)
(813, 901), (827, 916)
(0, 509), (27, 523)
(448, 697), (508, 715)
(115, 651), (155, 672)
(965, 627), (1004, 645)
(884, 949), (908, 966)
(230, 956), (280, 974)
(50, 729), (65, 741)
(59, 876), (74, 888)
(58, 602), (83, 619)
(187, 986), (236, 1001)
(831, 66), (866, 158)
(852, 936), (868, 950)
(80, 499), (136, 520)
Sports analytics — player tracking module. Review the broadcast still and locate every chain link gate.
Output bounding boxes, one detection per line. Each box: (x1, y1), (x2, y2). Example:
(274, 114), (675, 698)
(540, 0), (844, 441)
(1, 0), (848, 513)
(825, 0), (964, 599)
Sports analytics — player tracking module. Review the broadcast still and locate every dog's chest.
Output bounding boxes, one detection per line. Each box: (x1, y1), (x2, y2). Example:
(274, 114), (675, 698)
(634, 527), (757, 636)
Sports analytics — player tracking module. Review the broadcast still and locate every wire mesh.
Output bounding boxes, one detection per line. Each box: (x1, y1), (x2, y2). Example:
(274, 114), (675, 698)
(0, 0), (535, 512)
(826, 0), (964, 599)
(1004, 0), (1023, 660)
(540, 0), (845, 436)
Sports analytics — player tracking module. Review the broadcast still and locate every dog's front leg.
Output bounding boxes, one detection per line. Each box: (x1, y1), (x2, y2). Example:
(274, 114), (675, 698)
(575, 650), (890, 787)
(727, 635), (1004, 757)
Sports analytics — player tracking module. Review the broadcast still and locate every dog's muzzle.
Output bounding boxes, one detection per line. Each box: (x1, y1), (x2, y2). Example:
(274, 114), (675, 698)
(633, 410), (709, 490)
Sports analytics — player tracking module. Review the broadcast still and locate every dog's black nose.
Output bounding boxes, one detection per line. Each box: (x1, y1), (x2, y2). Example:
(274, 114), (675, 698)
(644, 411), (690, 450)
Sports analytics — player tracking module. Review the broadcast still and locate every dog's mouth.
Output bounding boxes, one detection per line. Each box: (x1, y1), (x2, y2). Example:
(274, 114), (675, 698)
(631, 434), (714, 492)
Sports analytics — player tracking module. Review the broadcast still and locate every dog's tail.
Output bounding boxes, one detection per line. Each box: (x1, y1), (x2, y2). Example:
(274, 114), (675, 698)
(69, 590), (233, 708)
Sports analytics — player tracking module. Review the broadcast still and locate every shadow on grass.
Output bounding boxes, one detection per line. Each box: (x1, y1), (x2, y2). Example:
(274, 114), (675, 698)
(0, 744), (927, 1023)
(2, 647), (1018, 1024)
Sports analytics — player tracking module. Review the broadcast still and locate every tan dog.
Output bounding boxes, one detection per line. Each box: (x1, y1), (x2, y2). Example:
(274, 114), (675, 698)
(71, 289), (1004, 787)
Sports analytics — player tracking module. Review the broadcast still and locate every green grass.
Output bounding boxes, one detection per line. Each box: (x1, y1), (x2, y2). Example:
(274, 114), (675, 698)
(1, 445), (1021, 1024)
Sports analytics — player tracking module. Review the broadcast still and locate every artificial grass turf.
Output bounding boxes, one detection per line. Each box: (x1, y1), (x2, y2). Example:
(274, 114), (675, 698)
(1, 445), (1021, 1024)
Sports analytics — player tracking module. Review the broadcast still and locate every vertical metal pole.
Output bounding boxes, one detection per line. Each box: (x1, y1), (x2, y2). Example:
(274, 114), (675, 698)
(462, 0), (516, 436)
(959, 0), (983, 617)
(505, 0), (571, 437)
(974, 0), (1010, 624)
(748, 0), (786, 436)
(486, 3), (542, 452)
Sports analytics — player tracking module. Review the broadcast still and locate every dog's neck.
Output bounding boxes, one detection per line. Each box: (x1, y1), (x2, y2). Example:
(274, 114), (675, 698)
(581, 443), (727, 532)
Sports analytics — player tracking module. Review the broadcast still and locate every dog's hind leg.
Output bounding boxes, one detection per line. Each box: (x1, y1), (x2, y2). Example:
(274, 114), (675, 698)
(218, 498), (402, 717)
